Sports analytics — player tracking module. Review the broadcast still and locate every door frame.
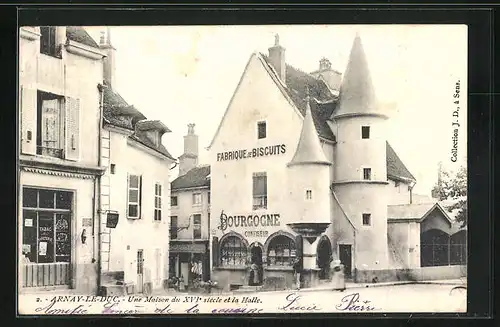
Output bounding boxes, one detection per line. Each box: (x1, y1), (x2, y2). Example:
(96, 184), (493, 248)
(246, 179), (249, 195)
(338, 243), (353, 279)
(136, 249), (144, 293)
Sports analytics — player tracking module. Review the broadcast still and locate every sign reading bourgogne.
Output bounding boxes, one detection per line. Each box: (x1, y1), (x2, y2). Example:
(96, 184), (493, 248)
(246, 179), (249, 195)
(217, 211), (281, 236)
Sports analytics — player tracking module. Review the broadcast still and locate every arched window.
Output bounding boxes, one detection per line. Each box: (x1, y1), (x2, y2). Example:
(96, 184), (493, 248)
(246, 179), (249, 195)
(450, 230), (467, 265)
(267, 235), (296, 266)
(421, 229), (450, 267)
(220, 236), (247, 267)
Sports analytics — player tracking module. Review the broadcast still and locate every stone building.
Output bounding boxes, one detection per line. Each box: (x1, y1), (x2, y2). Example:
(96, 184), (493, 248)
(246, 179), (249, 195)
(205, 34), (466, 290)
(18, 26), (106, 293)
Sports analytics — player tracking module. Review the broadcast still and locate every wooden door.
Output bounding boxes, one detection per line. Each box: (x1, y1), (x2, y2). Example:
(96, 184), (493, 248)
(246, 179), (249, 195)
(339, 244), (352, 279)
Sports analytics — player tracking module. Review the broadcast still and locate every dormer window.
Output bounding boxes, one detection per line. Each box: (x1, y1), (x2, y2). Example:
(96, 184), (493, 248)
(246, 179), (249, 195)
(257, 121), (267, 139)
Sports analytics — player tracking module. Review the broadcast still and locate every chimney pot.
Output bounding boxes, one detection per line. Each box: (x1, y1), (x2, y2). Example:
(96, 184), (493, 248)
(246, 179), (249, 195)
(268, 34), (286, 82)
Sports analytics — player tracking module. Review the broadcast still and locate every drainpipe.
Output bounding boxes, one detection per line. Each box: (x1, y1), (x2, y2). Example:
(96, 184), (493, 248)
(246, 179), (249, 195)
(96, 83), (106, 294)
(409, 180), (416, 204)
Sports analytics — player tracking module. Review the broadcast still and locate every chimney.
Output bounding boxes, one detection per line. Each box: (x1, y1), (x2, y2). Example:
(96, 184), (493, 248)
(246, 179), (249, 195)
(310, 57), (342, 93)
(268, 34), (286, 82)
(100, 27), (116, 88)
(178, 123), (199, 176)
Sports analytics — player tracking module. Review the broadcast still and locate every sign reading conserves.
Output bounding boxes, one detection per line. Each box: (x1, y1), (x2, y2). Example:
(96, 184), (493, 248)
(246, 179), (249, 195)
(216, 144), (286, 162)
(218, 211), (281, 232)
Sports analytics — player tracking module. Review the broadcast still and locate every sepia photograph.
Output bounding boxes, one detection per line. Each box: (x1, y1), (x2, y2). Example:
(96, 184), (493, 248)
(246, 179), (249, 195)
(17, 24), (467, 314)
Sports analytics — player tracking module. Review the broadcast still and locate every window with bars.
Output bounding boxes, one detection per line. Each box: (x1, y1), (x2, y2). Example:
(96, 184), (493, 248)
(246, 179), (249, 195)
(170, 216), (178, 240)
(22, 187), (73, 264)
(363, 168), (372, 180)
(193, 214), (202, 239)
(127, 174), (142, 219)
(154, 183), (162, 221)
(40, 26), (58, 57)
(267, 235), (296, 266)
(257, 121), (267, 139)
(220, 236), (247, 266)
(253, 172), (267, 210)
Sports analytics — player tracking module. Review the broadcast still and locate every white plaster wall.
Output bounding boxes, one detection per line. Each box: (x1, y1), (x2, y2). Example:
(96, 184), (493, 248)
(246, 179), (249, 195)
(386, 179), (412, 205)
(170, 189), (210, 240)
(107, 131), (172, 288)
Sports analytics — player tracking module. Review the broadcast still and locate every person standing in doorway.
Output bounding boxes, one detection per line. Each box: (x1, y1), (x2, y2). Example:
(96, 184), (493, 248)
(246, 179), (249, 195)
(292, 257), (302, 290)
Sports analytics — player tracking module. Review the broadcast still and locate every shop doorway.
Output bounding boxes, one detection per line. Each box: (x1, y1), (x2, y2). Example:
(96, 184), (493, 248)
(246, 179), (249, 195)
(249, 244), (263, 286)
(137, 249), (144, 293)
(317, 236), (332, 280)
(339, 244), (352, 279)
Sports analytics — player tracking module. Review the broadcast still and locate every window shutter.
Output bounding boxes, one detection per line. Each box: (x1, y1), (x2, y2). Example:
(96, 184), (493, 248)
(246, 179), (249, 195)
(65, 96), (80, 161)
(138, 176), (143, 219)
(20, 86), (37, 155)
(212, 236), (219, 267)
(126, 174), (130, 217)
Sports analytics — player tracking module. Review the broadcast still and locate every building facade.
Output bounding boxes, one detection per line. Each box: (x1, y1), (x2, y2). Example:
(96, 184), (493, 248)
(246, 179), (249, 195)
(207, 34), (466, 290)
(170, 124), (211, 288)
(97, 30), (175, 295)
(18, 26), (106, 293)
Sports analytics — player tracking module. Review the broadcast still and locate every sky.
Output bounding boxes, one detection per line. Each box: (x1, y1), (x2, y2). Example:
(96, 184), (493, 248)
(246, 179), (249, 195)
(86, 25), (467, 196)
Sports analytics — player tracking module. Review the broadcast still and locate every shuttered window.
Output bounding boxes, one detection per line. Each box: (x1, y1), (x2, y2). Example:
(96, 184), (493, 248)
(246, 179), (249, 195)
(127, 174), (142, 219)
(253, 172), (267, 210)
(36, 91), (66, 159)
(20, 87), (37, 155)
(40, 26), (58, 57)
(193, 214), (202, 239)
(154, 183), (162, 221)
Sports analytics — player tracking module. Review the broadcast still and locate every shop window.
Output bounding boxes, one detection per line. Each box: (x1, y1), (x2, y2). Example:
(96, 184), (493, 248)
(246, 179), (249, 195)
(154, 183), (162, 221)
(362, 213), (371, 226)
(170, 216), (178, 240)
(36, 91), (65, 159)
(40, 26), (58, 57)
(21, 188), (73, 265)
(253, 172), (267, 210)
(193, 214), (202, 239)
(257, 121), (267, 139)
(171, 196), (178, 207)
(192, 193), (202, 206)
(267, 235), (296, 266)
(361, 126), (370, 139)
(363, 168), (372, 180)
(220, 236), (247, 266)
(127, 174), (142, 219)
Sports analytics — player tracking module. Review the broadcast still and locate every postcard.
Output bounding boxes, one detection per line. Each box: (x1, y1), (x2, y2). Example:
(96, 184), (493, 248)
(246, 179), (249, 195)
(18, 24), (467, 315)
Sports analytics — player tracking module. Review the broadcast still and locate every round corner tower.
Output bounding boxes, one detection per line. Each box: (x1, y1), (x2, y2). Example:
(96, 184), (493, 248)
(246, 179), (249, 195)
(332, 34), (390, 272)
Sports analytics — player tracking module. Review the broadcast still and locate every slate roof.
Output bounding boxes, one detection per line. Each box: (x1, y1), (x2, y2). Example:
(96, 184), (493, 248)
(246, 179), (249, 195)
(260, 54), (337, 142)
(102, 82), (174, 160)
(103, 82), (147, 130)
(171, 165), (211, 190)
(66, 26), (99, 48)
(386, 142), (416, 181)
(260, 53), (415, 183)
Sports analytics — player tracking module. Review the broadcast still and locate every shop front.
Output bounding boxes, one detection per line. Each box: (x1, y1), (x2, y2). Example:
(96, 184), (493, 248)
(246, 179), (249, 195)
(19, 166), (101, 294)
(168, 240), (210, 289)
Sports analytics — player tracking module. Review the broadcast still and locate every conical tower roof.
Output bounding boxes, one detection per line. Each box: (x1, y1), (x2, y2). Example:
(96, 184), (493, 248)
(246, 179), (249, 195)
(288, 88), (332, 167)
(334, 34), (386, 119)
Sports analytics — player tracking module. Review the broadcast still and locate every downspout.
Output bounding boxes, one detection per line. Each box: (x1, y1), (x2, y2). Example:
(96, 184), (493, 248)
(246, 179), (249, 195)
(96, 83), (105, 293)
(409, 180), (416, 204)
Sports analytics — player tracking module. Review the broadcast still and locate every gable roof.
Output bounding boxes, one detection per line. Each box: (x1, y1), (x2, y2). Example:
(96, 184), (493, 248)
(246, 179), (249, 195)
(388, 202), (453, 225)
(171, 165), (211, 190)
(66, 26), (99, 48)
(386, 142), (416, 182)
(208, 45), (416, 183)
(260, 54), (337, 142)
